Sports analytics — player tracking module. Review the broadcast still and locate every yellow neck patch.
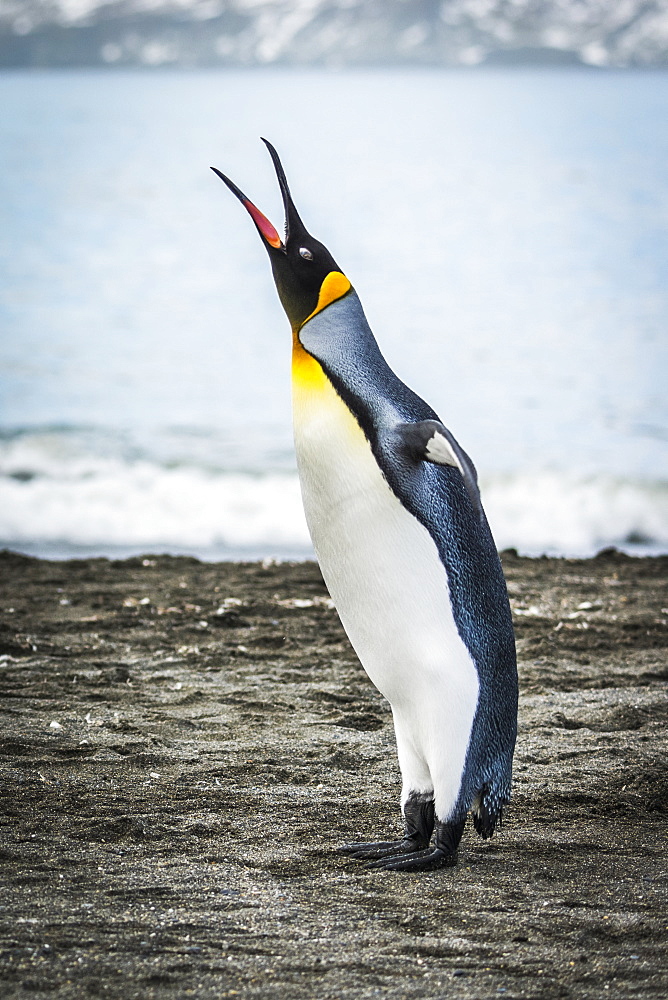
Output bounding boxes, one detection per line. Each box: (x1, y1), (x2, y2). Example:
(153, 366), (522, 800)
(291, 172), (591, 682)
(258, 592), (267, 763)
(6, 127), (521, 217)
(292, 271), (351, 390)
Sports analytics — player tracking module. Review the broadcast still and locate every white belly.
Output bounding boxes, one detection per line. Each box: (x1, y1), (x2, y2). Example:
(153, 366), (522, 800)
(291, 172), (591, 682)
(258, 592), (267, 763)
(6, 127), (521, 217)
(292, 362), (479, 814)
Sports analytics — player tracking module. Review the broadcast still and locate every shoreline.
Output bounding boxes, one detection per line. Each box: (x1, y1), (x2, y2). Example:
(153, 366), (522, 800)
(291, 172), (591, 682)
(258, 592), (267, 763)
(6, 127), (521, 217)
(0, 549), (666, 998)
(2, 541), (667, 563)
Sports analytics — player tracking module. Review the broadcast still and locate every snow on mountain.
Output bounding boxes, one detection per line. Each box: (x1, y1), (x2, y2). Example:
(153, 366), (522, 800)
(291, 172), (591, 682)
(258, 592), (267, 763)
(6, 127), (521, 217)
(0, 0), (667, 67)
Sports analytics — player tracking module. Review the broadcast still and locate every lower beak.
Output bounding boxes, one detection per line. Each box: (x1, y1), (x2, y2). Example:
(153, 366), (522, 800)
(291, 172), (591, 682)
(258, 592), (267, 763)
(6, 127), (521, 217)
(210, 166), (284, 250)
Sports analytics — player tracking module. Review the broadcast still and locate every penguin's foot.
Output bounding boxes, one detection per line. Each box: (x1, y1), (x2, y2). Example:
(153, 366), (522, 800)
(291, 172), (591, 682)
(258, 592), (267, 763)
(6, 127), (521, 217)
(364, 846), (457, 872)
(338, 791), (435, 860)
(358, 816), (466, 873)
(337, 837), (426, 860)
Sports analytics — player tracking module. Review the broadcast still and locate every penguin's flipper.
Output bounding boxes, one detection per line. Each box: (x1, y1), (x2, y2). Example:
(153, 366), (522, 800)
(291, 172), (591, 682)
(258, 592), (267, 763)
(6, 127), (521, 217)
(395, 420), (481, 513)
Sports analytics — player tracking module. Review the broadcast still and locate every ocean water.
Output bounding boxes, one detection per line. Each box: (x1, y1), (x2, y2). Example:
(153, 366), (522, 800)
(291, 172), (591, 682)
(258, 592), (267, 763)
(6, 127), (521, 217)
(0, 68), (667, 560)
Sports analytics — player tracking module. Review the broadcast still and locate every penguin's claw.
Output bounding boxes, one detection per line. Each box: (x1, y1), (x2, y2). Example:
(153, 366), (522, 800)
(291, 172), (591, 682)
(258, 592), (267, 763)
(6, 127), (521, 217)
(364, 847), (457, 872)
(338, 839), (421, 860)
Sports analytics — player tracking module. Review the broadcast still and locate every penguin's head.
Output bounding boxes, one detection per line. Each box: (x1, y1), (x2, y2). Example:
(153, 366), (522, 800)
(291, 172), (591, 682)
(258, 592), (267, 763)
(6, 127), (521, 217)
(212, 140), (350, 331)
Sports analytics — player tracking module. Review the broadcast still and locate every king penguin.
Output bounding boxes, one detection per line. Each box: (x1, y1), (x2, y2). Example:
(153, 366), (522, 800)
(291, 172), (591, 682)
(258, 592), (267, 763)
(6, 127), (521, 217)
(212, 141), (518, 871)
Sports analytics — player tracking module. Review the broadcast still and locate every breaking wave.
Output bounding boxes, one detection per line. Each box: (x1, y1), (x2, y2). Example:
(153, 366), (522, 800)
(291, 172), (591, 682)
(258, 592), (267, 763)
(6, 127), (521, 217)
(1, 429), (666, 560)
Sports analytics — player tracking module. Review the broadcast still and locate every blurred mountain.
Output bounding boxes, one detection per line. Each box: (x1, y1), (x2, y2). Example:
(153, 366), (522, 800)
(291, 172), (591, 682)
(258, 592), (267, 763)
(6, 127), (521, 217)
(1, 0), (667, 68)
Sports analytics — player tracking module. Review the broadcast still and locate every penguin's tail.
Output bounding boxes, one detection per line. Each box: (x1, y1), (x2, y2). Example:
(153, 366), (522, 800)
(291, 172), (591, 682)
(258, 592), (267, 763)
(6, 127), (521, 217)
(471, 781), (509, 840)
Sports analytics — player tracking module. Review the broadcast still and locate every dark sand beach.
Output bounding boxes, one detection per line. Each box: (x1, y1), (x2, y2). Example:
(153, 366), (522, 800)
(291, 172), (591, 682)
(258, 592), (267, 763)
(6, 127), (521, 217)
(0, 548), (666, 999)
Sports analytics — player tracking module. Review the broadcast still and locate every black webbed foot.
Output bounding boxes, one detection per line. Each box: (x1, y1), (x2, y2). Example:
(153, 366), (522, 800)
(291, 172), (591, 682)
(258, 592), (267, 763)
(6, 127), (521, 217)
(338, 791), (435, 861)
(337, 839), (399, 855)
(350, 815), (467, 873)
(337, 838), (426, 860)
(365, 846), (457, 872)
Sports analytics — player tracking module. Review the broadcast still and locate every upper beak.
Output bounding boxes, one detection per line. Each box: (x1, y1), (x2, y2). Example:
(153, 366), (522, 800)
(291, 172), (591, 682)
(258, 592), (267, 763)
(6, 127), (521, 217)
(211, 139), (308, 252)
(260, 138), (309, 244)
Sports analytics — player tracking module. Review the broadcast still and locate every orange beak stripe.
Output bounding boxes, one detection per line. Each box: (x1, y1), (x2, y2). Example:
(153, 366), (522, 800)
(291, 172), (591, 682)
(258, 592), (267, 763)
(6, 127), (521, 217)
(243, 199), (283, 249)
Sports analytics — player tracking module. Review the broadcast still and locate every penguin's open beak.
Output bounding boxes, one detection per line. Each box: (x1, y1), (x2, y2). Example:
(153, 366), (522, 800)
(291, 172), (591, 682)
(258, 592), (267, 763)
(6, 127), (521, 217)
(210, 164), (284, 250)
(211, 138), (309, 254)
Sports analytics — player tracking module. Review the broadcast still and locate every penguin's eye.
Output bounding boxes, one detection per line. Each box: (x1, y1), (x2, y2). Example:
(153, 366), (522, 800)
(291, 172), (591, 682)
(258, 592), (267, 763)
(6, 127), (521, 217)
(299, 247), (313, 260)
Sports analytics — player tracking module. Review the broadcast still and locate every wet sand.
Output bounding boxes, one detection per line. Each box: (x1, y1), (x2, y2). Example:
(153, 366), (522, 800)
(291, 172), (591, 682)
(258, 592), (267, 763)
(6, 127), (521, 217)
(0, 548), (666, 999)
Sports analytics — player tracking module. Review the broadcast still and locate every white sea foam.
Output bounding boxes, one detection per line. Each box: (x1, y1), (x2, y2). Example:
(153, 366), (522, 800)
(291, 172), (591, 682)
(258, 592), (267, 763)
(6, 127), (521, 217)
(1, 431), (666, 559)
(0, 429), (308, 555)
(482, 472), (668, 557)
